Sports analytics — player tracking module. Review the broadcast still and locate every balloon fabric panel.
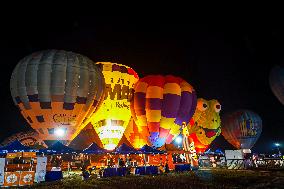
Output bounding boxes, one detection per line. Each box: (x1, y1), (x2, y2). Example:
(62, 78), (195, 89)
(88, 62), (139, 150)
(130, 75), (197, 148)
(10, 50), (105, 142)
(221, 110), (262, 149)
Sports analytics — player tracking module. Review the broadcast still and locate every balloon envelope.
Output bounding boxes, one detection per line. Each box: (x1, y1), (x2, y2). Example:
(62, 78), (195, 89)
(130, 75), (197, 148)
(1, 130), (47, 148)
(269, 65), (284, 105)
(221, 110), (262, 149)
(10, 50), (105, 143)
(185, 98), (222, 153)
(88, 62), (139, 150)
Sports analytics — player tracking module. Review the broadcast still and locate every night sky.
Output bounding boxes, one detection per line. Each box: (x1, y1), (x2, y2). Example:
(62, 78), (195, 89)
(1, 14), (283, 153)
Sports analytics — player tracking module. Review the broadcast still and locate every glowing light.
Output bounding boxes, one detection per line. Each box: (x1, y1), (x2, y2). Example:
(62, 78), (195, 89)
(104, 144), (117, 151)
(89, 62), (139, 150)
(55, 128), (65, 137)
(96, 119), (125, 150)
(175, 136), (182, 144)
(275, 143), (280, 147)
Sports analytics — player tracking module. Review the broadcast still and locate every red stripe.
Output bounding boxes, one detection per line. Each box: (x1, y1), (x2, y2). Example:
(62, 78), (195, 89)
(165, 75), (184, 84)
(140, 75), (165, 87)
(148, 122), (160, 132)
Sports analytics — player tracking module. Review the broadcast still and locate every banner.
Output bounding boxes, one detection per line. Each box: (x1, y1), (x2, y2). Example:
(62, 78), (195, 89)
(19, 171), (35, 186)
(35, 157), (47, 183)
(6, 153), (17, 159)
(23, 152), (36, 158)
(0, 158), (5, 186)
(4, 172), (20, 187)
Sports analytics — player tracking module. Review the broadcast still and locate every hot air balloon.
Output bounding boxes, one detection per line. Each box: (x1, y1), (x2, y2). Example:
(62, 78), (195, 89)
(1, 130), (47, 148)
(87, 62), (139, 150)
(10, 50), (105, 145)
(130, 75), (197, 148)
(184, 98), (222, 153)
(222, 110), (262, 149)
(269, 65), (284, 105)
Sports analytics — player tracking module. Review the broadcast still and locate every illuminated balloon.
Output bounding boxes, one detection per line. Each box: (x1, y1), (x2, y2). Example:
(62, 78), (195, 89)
(222, 110), (262, 149)
(130, 75), (197, 148)
(88, 62), (139, 150)
(184, 98), (222, 153)
(124, 118), (148, 149)
(10, 50), (105, 144)
(269, 65), (284, 105)
(1, 130), (47, 148)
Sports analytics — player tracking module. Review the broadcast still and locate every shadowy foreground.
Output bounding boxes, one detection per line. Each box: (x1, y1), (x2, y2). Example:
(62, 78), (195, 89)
(28, 169), (284, 189)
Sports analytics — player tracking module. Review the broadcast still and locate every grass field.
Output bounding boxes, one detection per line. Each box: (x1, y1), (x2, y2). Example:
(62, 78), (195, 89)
(27, 169), (284, 189)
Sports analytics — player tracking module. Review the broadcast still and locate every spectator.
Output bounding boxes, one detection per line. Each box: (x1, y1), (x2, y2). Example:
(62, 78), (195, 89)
(165, 162), (169, 173)
(119, 158), (125, 167)
(55, 156), (62, 167)
(82, 169), (90, 180)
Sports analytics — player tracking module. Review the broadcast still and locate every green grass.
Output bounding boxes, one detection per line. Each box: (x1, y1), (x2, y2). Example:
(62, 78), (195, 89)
(26, 169), (284, 189)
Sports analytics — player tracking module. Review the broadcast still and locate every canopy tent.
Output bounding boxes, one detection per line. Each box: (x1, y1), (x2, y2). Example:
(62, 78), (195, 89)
(0, 140), (34, 153)
(215, 149), (224, 155)
(83, 142), (109, 154)
(204, 148), (213, 154)
(139, 145), (164, 154)
(39, 141), (76, 154)
(113, 143), (140, 154)
(158, 144), (184, 153)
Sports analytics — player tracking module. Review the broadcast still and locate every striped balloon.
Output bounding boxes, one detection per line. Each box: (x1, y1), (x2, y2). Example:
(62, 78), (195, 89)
(131, 75), (197, 148)
(222, 110), (262, 149)
(10, 50), (105, 143)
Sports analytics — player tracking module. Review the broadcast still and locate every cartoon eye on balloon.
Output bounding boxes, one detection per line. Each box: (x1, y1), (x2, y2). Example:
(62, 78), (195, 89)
(197, 99), (208, 111)
(214, 102), (221, 112)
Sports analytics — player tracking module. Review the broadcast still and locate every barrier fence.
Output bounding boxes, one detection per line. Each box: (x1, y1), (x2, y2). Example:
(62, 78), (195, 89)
(198, 158), (284, 170)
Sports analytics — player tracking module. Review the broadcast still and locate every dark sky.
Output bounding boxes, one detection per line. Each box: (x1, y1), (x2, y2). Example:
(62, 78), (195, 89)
(1, 14), (283, 153)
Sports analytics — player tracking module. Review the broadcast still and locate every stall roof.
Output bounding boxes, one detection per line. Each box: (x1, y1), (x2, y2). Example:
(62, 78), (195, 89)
(83, 142), (109, 154)
(39, 141), (76, 154)
(0, 140), (34, 153)
(139, 144), (164, 154)
(113, 143), (140, 154)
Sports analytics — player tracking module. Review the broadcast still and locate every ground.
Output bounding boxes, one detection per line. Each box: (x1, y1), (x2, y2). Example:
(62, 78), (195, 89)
(27, 169), (284, 189)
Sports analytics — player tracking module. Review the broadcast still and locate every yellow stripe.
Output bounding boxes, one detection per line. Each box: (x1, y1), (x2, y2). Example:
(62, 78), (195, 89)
(169, 123), (181, 135)
(160, 117), (175, 130)
(136, 115), (148, 126)
(146, 86), (163, 98)
(180, 81), (194, 93)
(163, 83), (181, 95)
(146, 110), (161, 122)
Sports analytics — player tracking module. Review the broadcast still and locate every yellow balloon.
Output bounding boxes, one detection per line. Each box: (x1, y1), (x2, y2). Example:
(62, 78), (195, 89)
(88, 62), (139, 150)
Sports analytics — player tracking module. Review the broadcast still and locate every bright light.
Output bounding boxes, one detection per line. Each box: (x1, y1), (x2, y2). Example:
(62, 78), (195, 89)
(97, 119), (125, 150)
(55, 128), (65, 137)
(175, 136), (182, 144)
(104, 144), (117, 151)
(275, 143), (280, 147)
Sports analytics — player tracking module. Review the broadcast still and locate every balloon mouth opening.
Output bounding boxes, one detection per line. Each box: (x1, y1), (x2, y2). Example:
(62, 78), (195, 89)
(203, 128), (219, 138)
